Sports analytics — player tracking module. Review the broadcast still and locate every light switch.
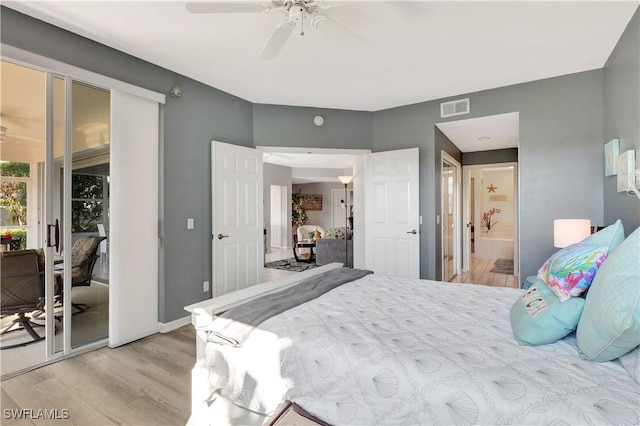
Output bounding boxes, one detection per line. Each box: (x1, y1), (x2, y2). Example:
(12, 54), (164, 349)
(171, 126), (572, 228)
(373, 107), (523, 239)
(187, 218), (194, 229)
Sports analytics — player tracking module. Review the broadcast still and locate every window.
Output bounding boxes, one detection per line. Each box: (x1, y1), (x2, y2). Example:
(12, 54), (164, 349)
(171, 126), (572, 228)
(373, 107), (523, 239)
(0, 162), (30, 227)
(71, 173), (108, 233)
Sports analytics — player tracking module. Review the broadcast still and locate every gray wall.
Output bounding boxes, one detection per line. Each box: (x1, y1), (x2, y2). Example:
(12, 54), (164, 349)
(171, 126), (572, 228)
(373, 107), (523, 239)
(374, 70), (605, 282)
(603, 8), (640, 234)
(253, 104), (373, 149)
(1, 7), (254, 322)
(263, 163), (293, 250)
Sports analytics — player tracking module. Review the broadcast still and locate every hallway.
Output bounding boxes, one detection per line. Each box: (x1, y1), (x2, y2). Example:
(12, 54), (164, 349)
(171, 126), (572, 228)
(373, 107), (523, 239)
(451, 256), (519, 288)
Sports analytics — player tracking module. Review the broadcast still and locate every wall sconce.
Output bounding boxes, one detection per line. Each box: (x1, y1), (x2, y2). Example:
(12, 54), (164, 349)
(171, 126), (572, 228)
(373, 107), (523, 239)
(169, 86), (183, 97)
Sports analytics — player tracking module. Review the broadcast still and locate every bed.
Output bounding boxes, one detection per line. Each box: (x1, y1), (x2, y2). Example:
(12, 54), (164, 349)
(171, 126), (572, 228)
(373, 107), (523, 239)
(186, 224), (640, 425)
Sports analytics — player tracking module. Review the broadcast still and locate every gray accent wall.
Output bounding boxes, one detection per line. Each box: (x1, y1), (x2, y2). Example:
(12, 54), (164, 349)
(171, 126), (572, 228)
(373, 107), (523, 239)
(1, 7), (254, 322)
(253, 104), (373, 149)
(374, 70), (605, 282)
(603, 8), (640, 234)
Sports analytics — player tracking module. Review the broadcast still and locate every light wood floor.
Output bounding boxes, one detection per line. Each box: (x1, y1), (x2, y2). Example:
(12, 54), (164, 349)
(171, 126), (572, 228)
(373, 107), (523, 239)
(450, 256), (519, 288)
(0, 325), (195, 426)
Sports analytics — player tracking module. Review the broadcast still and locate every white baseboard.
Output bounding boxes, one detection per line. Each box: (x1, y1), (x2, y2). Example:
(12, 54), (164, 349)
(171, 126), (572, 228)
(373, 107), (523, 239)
(158, 315), (192, 333)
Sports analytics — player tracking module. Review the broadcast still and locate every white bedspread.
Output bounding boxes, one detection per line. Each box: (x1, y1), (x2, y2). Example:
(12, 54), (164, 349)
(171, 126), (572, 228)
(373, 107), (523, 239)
(203, 275), (640, 425)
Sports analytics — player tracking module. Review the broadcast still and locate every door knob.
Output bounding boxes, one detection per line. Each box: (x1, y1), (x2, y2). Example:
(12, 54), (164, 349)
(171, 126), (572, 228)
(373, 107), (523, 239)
(217, 234), (229, 240)
(406, 229), (417, 235)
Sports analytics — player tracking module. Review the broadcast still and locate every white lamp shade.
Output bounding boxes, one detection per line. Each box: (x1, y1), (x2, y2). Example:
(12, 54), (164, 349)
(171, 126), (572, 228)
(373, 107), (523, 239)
(338, 175), (353, 185)
(553, 219), (591, 248)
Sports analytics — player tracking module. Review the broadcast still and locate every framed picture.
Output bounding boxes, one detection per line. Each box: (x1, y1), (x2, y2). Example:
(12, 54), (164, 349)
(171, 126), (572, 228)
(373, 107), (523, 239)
(604, 139), (619, 176)
(304, 194), (323, 210)
(617, 150), (636, 192)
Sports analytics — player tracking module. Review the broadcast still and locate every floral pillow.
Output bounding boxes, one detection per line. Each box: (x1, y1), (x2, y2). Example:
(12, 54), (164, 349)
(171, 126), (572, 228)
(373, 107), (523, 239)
(324, 227), (347, 239)
(537, 242), (608, 302)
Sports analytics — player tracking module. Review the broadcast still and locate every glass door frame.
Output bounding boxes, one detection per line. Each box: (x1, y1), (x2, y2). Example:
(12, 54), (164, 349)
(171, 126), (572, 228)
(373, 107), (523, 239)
(44, 73), (112, 359)
(441, 151), (462, 281)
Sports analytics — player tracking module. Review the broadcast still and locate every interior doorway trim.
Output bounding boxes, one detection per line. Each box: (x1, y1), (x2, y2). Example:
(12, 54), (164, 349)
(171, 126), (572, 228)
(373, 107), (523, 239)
(462, 162), (519, 279)
(257, 146), (371, 269)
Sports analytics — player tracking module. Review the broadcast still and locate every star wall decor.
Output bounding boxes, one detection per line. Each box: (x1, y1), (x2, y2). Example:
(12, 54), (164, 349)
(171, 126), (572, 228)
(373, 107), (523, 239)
(487, 184), (497, 193)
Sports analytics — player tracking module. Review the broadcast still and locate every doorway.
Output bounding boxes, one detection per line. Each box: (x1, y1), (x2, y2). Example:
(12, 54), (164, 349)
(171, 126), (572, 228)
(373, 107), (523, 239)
(462, 163), (519, 287)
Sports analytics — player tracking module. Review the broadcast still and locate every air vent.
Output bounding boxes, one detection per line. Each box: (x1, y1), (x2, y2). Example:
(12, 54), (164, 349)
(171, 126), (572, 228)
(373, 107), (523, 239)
(440, 98), (470, 118)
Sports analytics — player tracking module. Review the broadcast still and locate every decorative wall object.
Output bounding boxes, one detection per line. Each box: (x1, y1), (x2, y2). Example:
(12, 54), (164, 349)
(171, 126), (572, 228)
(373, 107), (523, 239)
(604, 139), (619, 176)
(490, 194), (508, 201)
(617, 150), (636, 192)
(304, 194), (323, 210)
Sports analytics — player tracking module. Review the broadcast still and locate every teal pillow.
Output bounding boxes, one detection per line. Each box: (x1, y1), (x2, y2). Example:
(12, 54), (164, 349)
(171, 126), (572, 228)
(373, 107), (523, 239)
(577, 226), (640, 362)
(510, 280), (585, 346)
(582, 219), (625, 252)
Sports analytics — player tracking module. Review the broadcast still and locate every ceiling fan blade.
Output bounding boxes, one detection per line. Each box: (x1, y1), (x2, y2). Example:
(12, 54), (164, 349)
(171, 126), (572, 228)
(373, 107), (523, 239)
(259, 21), (296, 60)
(310, 14), (366, 49)
(185, 2), (270, 14)
(313, 0), (350, 9)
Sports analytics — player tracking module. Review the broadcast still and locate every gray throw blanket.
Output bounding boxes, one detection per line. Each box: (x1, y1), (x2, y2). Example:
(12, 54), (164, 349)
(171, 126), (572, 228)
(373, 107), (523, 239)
(203, 267), (372, 347)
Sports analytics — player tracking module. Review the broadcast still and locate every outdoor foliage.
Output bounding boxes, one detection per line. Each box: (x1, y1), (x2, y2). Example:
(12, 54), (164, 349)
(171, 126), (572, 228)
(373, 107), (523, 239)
(1, 228), (27, 250)
(0, 162), (29, 226)
(72, 174), (105, 233)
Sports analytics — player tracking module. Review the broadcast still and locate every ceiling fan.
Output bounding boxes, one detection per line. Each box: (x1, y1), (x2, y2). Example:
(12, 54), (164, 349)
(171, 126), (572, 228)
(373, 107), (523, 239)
(0, 125), (41, 146)
(185, 1), (366, 59)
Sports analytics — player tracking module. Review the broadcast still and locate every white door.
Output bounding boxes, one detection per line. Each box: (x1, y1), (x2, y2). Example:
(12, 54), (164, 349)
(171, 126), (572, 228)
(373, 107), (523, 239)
(109, 89), (160, 347)
(364, 148), (420, 278)
(212, 141), (263, 296)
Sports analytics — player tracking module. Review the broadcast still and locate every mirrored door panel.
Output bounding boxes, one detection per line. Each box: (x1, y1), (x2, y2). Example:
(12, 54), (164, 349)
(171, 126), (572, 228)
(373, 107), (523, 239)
(69, 81), (110, 349)
(443, 161), (455, 281)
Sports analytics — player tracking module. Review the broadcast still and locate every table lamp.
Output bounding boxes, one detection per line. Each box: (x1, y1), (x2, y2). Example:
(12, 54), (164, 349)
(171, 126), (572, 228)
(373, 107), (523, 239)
(553, 219), (591, 248)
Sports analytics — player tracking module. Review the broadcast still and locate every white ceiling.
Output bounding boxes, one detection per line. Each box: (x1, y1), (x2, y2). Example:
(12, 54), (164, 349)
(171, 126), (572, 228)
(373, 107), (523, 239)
(4, 1), (638, 112)
(436, 112), (519, 153)
(259, 147), (364, 182)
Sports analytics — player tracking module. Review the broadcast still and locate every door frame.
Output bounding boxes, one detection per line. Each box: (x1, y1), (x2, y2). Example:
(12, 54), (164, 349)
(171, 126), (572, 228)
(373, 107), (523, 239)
(462, 162), (519, 278)
(441, 151), (462, 280)
(257, 146), (370, 268)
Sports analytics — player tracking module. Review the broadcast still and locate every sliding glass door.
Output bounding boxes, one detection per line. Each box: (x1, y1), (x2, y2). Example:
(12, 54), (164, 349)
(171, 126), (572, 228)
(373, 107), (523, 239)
(0, 60), (111, 376)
